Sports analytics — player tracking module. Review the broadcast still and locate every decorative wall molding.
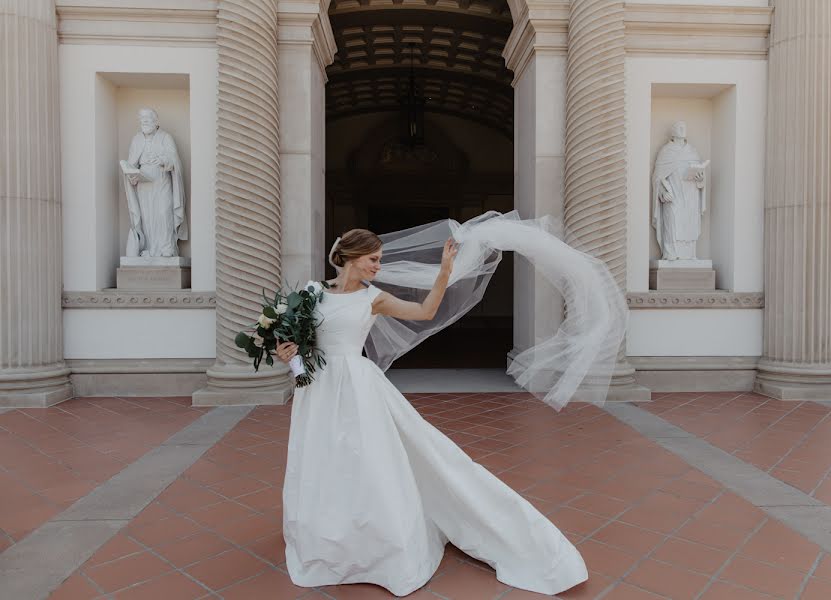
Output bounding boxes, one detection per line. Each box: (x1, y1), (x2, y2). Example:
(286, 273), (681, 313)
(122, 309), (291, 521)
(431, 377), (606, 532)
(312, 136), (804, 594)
(627, 291), (764, 309)
(53, 1), (773, 55)
(629, 355), (759, 371)
(67, 358), (210, 396)
(53, 1), (774, 55)
(276, 0), (337, 78)
(55, 1), (218, 46)
(62, 291), (216, 309)
(503, 1), (569, 82)
(630, 355), (759, 392)
(624, 4), (772, 60)
(505, 2), (772, 79)
(67, 358), (212, 373)
(629, 355), (760, 393)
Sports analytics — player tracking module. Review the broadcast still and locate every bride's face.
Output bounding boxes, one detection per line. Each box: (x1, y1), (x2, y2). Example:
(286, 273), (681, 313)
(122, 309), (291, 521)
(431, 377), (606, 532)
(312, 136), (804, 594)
(350, 250), (382, 280)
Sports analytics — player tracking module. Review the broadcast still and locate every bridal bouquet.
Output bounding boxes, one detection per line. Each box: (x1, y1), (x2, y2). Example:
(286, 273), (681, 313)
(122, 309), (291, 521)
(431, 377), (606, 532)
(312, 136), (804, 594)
(234, 280), (329, 387)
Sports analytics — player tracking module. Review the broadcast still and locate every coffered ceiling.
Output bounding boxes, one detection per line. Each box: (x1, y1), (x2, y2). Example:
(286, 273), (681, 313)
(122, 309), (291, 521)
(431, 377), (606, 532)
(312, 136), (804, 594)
(326, 0), (514, 136)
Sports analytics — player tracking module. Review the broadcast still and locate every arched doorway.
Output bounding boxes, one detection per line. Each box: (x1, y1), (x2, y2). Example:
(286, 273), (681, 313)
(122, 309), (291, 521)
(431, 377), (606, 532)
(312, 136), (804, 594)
(324, 0), (515, 368)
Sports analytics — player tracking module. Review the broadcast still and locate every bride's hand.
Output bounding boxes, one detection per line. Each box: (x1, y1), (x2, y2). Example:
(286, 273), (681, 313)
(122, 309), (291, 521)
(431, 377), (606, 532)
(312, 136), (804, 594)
(441, 238), (459, 272)
(276, 341), (298, 364)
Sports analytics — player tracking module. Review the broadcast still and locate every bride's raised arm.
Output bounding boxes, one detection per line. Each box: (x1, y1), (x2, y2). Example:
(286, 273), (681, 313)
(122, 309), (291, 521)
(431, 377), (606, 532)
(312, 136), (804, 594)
(371, 238), (458, 321)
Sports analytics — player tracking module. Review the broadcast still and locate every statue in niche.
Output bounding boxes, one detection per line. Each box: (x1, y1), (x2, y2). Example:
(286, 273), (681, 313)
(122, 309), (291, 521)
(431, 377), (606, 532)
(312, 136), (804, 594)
(651, 120), (709, 261)
(120, 108), (188, 257)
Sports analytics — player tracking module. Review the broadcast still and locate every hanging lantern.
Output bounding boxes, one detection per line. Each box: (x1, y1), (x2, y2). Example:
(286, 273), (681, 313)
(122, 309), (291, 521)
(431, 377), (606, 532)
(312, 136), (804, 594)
(401, 43), (425, 147)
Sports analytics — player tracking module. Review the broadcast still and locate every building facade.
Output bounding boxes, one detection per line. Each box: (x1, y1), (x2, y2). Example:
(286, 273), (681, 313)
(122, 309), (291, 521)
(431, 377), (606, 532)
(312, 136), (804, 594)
(1, 0), (829, 406)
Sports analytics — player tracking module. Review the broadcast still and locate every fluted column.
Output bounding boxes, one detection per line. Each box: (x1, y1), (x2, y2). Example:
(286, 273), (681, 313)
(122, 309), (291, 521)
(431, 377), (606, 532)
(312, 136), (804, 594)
(564, 0), (649, 400)
(0, 0), (72, 407)
(193, 0), (292, 405)
(756, 0), (831, 400)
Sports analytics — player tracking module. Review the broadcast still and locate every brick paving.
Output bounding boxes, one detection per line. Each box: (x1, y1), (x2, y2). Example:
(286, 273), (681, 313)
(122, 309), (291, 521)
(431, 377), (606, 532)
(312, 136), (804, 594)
(0, 397), (208, 547)
(641, 393), (831, 503)
(0, 393), (828, 598)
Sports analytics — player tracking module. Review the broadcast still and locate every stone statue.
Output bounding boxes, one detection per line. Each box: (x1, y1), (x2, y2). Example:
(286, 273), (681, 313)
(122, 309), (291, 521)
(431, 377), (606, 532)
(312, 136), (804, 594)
(652, 121), (708, 261)
(120, 108), (188, 257)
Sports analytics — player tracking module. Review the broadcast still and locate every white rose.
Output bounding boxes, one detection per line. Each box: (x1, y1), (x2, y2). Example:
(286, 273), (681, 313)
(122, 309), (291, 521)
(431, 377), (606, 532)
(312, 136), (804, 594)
(275, 302), (288, 315)
(257, 313), (276, 329)
(305, 280), (323, 295)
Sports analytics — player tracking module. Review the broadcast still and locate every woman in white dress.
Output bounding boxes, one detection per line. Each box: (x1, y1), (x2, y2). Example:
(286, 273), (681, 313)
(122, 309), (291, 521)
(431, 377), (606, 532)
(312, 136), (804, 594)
(276, 228), (588, 597)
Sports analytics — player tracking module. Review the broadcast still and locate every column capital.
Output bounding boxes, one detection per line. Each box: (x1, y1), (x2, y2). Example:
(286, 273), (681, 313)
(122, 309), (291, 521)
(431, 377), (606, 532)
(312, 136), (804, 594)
(503, 0), (569, 84)
(276, 0), (337, 76)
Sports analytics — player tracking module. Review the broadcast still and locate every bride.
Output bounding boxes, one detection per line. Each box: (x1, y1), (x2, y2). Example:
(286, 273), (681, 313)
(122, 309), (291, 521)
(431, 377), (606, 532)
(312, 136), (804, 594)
(277, 223), (598, 597)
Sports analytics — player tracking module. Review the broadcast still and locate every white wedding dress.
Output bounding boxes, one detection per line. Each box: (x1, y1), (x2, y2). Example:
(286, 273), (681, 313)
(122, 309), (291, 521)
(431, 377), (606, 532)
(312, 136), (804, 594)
(282, 284), (588, 597)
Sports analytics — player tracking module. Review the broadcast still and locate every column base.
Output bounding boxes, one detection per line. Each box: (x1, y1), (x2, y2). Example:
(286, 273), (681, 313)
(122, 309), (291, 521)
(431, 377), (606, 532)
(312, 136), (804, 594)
(192, 363), (294, 406)
(0, 366), (74, 408)
(755, 360), (831, 400)
(507, 350), (652, 403)
(604, 359), (652, 402)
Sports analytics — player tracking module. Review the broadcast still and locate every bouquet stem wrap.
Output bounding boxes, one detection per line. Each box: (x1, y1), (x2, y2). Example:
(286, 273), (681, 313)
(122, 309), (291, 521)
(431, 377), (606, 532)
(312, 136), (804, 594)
(288, 355), (306, 379)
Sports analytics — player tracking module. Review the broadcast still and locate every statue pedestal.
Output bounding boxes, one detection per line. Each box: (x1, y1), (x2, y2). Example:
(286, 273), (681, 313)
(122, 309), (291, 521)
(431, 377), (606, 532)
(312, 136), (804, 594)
(117, 256), (191, 290)
(649, 259), (715, 291)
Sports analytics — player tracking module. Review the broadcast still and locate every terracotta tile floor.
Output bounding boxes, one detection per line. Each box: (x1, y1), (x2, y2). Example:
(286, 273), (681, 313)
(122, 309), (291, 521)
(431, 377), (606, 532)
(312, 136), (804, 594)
(642, 393), (831, 502)
(1, 393), (827, 599)
(0, 397), (207, 544)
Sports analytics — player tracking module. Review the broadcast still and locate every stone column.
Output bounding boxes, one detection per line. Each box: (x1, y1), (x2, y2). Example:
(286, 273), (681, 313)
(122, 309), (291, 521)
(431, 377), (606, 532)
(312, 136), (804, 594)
(564, 0), (650, 401)
(503, 3), (570, 364)
(755, 0), (831, 400)
(0, 0), (73, 407)
(193, 0), (291, 405)
(275, 0), (336, 287)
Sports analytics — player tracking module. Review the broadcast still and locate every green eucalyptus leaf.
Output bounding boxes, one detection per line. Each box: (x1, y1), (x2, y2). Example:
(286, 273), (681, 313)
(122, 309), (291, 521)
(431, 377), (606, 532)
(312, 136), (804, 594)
(234, 332), (251, 349)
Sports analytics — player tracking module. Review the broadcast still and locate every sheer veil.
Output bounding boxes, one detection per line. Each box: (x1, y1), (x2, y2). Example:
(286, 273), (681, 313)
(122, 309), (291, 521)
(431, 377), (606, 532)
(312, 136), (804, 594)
(342, 211), (627, 410)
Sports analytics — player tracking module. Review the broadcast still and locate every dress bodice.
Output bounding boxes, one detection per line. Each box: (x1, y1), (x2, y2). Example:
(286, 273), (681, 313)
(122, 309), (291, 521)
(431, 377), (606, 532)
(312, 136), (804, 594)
(315, 285), (382, 357)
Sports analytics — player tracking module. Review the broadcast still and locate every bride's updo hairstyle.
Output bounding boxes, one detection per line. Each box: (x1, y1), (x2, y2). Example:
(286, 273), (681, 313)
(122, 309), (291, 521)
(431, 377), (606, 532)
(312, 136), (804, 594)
(329, 229), (383, 269)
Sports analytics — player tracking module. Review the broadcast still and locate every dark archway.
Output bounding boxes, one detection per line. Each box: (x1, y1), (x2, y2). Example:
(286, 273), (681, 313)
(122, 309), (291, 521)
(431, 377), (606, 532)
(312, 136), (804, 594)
(325, 0), (514, 368)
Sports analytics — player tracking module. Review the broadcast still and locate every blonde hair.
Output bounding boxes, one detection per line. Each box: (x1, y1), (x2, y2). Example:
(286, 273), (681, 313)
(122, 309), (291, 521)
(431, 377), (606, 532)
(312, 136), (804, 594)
(329, 229), (382, 268)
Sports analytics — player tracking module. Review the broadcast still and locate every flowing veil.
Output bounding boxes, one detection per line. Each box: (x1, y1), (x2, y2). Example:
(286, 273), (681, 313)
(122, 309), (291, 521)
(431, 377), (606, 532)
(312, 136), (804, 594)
(355, 210), (627, 410)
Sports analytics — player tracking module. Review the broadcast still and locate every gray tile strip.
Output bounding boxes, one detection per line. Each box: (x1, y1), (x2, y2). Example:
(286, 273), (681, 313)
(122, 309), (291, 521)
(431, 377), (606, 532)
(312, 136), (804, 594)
(604, 402), (831, 552)
(0, 405), (253, 600)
